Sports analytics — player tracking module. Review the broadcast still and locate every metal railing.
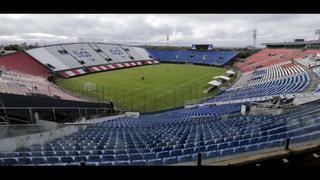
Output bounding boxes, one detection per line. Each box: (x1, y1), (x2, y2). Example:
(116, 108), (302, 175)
(0, 106), (118, 124)
(0, 123), (65, 139)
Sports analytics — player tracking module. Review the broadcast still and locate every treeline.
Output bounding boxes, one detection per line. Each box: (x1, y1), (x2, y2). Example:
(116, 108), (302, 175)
(0, 43), (40, 51)
(237, 48), (260, 58)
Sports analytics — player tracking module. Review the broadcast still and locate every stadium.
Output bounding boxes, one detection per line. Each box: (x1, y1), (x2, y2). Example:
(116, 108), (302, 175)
(1, 15), (320, 167)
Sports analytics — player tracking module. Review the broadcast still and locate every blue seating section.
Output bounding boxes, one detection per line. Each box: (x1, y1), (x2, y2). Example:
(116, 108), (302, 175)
(207, 72), (310, 102)
(312, 68), (320, 92)
(147, 49), (239, 66)
(2, 102), (320, 166)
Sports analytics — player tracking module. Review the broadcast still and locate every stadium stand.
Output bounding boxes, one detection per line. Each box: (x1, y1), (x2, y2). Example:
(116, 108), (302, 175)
(207, 61), (309, 103)
(26, 43), (156, 78)
(236, 48), (320, 72)
(1, 100), (320, 166)
(0, 67), (82, 101)
(295, 54), (320, 68)
(94, 43), (133, 63)
(60, 43), (109, 67)
(0, 51), (49, 77)
(146, 49), (239, 66)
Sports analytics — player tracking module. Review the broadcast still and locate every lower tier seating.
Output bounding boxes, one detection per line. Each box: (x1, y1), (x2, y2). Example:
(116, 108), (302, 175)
(1, 102), (320, 166)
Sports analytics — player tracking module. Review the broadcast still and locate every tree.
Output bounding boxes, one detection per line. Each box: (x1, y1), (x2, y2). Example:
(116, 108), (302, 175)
(3, 44), (22, 51)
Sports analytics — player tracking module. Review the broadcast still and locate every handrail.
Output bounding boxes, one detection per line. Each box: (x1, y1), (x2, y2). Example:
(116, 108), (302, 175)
(0, 107), (112, 110)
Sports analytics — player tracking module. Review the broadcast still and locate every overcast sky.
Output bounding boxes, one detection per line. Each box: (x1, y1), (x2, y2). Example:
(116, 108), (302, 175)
(0, 14), (320, 47)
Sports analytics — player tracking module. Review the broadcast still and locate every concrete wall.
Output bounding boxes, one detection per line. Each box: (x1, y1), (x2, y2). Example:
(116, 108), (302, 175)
(0, 125), (85, 152)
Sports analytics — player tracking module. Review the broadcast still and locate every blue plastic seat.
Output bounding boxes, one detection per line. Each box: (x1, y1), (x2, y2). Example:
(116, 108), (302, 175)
(31, 157), (46, 164)
(116, 154), (129, 161)
(221, 149), (234, 156)
(147, 159), (163, 166)
(131, 160), (146, 166)
(152, 147), (162, 153)
(204, 151), (220, 159)
(90, 150), (102, 156)
(177, 155), (193, 163)
(206, 145), (217, 151)
(115, 161), (130, 166)
(73, 156), (87, 162)
(156, 151), (170, 159)
(115, 149), (127, 155)
(163, 146), (174, 151)
(163, 157), (178, 164)
(31, 152), (44, 157)
(101, 155), (115, 162)
(100, 162), (114, 166)
(46, 157), (60, 164)
(2, 158), (18, 165)
(169, 149), (182, 157)
(17, 157), (32, 165)
(60, 156), (74, 163)
(143, 153), (156, 160)
(43, 151), (55, 157)
(102, 150), (114, 155)
(79, 151), (91, 156)
(182, 148), (194, 155)
(239, 139), (249, 146)
(6, 152), (19, 157)
(128, 149), (139, 154)
(0, 153), (7, 158)
(55, 151), (67, 156)
(217, 143), (228, 149)
(130, 153), (143, 160)
(247, 144), (259, 151)
(87, 155), (101, 162)
(249, 138), (259, 144)
(141, 149), (151, 154)
(229, 141), (239, 147)
(234, 146), (246, 154)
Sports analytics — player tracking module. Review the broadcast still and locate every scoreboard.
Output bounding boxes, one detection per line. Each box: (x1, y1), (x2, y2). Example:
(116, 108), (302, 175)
(191, 44), (213, 50)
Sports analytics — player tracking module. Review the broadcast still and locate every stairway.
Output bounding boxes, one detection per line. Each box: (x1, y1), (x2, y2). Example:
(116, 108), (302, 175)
(295, 62), (320, 92)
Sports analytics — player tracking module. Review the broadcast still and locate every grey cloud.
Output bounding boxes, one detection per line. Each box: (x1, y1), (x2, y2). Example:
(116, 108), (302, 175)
(0, 14), (320, 47)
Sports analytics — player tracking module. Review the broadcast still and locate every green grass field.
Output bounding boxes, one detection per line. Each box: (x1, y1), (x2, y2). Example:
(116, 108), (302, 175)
(57, 64), (228, 112)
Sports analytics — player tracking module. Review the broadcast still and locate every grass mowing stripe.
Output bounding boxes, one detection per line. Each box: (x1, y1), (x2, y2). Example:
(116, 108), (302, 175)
(57, 64), (227, 112)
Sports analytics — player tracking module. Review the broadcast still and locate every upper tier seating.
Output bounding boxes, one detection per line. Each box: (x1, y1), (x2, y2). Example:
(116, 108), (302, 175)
(60, 43), (110, 67)
(147, 49), (239, 66)
(2, 101), (320, 166)
(236, 48), (320, 73)
(26, 43), (154, 72)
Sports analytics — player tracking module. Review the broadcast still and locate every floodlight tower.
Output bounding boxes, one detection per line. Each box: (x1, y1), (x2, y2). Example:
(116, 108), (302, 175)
(166, 33), (169, 46)
(315, 29), (320, 40)
(253, 29), (257, 50)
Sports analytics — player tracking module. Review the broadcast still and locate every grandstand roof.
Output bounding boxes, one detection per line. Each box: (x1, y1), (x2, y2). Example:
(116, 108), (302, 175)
(213, 76), (231, 81)
(262, 40), (320, 47)
(208, 80), (222, 86)
(226, 70), (235, 75)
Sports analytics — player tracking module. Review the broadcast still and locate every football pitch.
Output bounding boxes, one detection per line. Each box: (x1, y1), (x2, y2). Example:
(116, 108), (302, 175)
(57, 63), (229, 112)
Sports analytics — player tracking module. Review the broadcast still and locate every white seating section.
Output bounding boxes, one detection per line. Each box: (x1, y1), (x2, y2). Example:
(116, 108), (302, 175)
(60, 44), (108, 67)
(25, 43), (154, 75)
(295, 56), (317, 68)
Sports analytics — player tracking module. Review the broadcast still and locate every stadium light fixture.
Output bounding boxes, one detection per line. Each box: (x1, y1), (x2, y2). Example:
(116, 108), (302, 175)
(315, 29), (320, 40)
(253, 29), (257, 50)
